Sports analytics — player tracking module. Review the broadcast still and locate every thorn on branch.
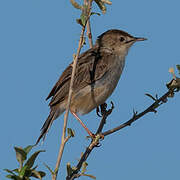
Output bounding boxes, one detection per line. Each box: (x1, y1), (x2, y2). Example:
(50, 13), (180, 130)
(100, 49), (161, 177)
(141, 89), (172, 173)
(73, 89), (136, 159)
(155, 94), (158, 100)
(145, 93), (158, 101)
(150, 108), (157, 113)
(133, 109), (138, 118)
(145, 93), (166, 113)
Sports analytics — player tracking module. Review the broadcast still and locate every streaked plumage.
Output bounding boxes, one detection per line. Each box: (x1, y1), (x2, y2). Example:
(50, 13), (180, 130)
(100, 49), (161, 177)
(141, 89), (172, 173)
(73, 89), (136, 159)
(36, 29), (146, 144)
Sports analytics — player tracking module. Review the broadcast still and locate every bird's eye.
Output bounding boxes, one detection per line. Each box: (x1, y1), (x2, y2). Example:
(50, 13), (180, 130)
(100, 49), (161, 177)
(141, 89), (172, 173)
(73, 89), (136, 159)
(120, 37), (125, 42)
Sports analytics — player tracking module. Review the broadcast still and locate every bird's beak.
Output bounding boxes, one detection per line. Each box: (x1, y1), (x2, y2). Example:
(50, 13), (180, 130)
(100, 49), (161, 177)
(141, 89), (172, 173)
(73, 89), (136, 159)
(134, 37), (147, 42)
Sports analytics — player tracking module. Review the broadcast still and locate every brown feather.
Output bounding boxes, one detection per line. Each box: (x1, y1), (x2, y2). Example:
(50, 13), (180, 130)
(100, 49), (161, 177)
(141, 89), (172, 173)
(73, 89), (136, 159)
(46, 46), (114, 108)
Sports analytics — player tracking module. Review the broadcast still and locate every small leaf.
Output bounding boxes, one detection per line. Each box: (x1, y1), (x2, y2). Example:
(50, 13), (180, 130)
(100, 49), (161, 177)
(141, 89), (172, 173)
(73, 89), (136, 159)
(6, 174), (21, 180)
(72, 166), (77, 171)
(79, 4), (89, 27)
(76, 18), (83, 26)
(70, 0), (82, 10)
(94, 0), (107, 14)
(31, 170), (42, 180)
(12, 169), (19, 173)
(24, 145), (34, 155)
(25, 150), (45, 169)
(101, 0), (112, 5)
(176, 64), (180, 74)
(32, 165), (38, 170)
(91, 12), (101, 16)
(19, 165), (29, 178)
(4, 169), (16, 175)
(44, 163), (54, 175)
(80, 13), (87, 27)
(31, 170), (46, 179)
(22, 169), (33, 178)
(81, 162), (88, 174)
(67, 128), (75, 137)
(6, 175), (14, 179)
(14, 147), (27, 165)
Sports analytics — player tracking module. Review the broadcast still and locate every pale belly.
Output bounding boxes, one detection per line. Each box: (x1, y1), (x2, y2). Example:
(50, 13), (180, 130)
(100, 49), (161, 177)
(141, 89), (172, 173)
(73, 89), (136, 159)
(70, 59), (125, 115)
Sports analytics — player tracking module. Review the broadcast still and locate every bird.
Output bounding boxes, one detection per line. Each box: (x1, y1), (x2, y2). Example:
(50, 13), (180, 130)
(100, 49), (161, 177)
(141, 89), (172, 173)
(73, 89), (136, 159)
(36, 29), (147, 144)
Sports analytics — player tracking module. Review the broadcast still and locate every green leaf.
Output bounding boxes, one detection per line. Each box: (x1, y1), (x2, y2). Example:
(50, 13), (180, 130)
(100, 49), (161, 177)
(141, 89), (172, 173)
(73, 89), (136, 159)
(32, 165), (38, 170)
(80, 13), (87, 27)
(101, 0), (112, 5)
(25, 150), (45, 169)
(19, 165), (29, 178)
(91, 12), (101, 16)
(94, 0), (107, 14)
(24, 145), (34, 155)
(67, 128), (75, 138)
(14, 147), (27, 165)
(6, 174), (21, 180)
(70, 0), (82, 10)
(79, 4), (89, 27)
(12, 169), (19, 173)
(23, 169), (33, 178)
(31, 170), (46, 179)
(176, 64), (180, 74)
(44, 163), (54, 175)
(4, 169), (16, 175)
(81, 162), (88, 174)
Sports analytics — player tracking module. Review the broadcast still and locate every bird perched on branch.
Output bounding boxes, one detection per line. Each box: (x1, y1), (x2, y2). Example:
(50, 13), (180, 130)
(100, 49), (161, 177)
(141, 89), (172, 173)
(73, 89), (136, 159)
(36, 29), (146, 144)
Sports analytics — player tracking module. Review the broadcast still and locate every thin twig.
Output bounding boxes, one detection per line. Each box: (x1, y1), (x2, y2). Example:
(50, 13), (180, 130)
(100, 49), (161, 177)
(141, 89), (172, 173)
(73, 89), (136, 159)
(84, 0), (93, 48)
(52, 0), (94, 179)
(52, 26), (86, 180)
(102, 90), (172, 136)
(86, 20), (93, 47)
(66, 88), (178, 180)
(96, 102), (114, 134)
(66, 103), (114, 180)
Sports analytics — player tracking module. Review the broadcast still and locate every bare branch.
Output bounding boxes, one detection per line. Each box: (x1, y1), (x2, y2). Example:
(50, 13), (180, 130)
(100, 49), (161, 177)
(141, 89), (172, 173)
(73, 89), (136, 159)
(96, 102), (114, 134)
(66, 103), (114, 180)
(84, 0), (93, 48)
(102, 90), (175, 136)
(52, 24), (86, 180)
(52, 1), (94, 179)
(66, 84), (179, 180)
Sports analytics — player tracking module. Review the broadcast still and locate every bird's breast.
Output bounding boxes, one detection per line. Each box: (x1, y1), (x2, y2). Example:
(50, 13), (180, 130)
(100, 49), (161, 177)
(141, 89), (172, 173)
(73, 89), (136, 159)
(71, 56), (125, 115)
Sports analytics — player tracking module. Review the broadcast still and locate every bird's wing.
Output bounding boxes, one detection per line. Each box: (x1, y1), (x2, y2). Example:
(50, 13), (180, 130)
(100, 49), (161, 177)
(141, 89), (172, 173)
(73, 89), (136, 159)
(47, 47), (114, 107)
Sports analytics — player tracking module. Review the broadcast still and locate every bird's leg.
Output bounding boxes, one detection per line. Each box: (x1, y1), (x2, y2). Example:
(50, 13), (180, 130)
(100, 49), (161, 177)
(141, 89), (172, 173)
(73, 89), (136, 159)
(71, 111), (95, 138)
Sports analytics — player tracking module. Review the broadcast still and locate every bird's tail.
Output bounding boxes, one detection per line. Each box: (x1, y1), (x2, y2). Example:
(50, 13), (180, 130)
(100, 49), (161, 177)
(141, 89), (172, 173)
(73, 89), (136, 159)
(35, 111), (57, 145)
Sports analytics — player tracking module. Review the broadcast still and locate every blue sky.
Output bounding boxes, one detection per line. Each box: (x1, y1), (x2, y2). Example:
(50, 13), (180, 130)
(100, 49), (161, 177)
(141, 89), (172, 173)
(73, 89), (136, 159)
(1, 0), (180, 179)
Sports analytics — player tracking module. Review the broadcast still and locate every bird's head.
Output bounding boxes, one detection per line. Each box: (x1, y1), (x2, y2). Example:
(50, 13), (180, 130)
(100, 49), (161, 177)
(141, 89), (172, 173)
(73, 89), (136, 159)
(96, 29), (147, 57)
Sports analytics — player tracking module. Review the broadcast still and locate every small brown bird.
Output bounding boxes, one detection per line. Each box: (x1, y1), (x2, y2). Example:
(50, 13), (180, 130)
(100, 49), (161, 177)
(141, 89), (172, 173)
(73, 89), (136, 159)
(36, 29), (146, 144)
